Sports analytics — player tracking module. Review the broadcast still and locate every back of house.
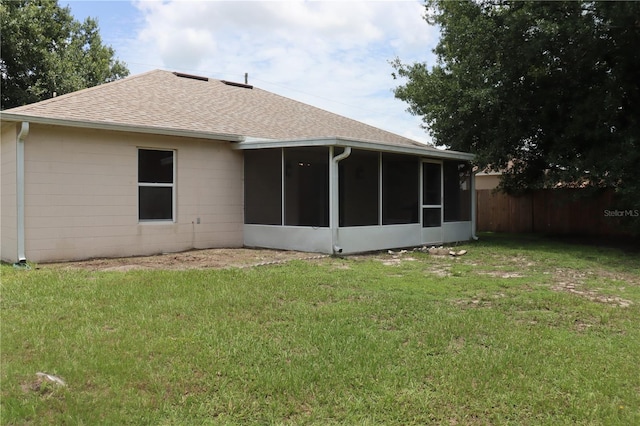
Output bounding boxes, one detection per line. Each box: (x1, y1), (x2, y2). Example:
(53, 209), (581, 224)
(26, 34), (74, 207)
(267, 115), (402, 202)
(1, 70), (475, 263)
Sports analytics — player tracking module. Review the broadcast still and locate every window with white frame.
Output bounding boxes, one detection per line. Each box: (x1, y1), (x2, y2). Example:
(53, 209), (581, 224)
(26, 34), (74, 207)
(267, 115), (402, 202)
(138, 149), (175, 221)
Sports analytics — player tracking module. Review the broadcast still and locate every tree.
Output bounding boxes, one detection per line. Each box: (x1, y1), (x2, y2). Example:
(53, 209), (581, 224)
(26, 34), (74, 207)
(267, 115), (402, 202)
(392, 1), (640, 228)
(1, 0), (129, 109)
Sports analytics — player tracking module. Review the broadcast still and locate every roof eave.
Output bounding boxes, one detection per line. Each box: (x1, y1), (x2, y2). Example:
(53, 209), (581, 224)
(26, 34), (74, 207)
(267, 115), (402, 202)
(0, 113), (245, 142)
(233, 137), (475, 161)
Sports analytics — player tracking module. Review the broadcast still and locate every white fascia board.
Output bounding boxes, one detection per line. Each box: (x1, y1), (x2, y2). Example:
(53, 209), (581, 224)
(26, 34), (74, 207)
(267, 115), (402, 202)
(0, 113), (244, 142)
(475, 171), (502, 176)
(233, 136), (475, 161)
(233, 137), (336, 150)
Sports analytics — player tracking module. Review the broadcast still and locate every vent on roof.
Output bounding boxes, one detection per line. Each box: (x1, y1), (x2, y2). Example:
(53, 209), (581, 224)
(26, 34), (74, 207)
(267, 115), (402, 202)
(222, 80), (253, 89)
(173, 72), (209, 82)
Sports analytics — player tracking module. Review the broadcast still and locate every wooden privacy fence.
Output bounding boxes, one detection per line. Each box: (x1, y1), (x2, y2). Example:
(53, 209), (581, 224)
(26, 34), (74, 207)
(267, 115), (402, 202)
(476, 188), (634, 236)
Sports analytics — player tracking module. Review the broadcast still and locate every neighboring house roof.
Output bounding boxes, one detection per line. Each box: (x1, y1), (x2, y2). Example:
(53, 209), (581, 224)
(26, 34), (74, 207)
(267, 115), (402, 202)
(1, 69), (472, 159)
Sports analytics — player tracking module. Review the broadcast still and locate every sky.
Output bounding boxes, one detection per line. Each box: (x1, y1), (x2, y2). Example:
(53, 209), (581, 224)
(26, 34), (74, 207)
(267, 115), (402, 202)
(64, 0), (440, 145)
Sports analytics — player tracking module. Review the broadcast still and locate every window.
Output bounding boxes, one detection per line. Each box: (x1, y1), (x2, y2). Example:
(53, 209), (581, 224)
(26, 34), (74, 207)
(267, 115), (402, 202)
(284, 147), (329, 227)
(138, 149), (174, 221)
(339, 149), (379, 226)
(443, 161), (471, 222)
(382, 153), (419, 225)
(244, 149), (282, 225)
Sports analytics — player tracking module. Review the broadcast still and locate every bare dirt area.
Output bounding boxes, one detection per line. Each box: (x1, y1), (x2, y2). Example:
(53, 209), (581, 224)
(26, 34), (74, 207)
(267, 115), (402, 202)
(41, 246), (437, 272)
(43, 248), (329, 272)
(37, 246), (637, 308)
(551, 268), (635, 307)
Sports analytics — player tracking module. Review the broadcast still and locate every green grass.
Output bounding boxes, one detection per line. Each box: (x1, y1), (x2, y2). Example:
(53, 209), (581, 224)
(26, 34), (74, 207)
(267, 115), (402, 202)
(1, 233), (639, 425)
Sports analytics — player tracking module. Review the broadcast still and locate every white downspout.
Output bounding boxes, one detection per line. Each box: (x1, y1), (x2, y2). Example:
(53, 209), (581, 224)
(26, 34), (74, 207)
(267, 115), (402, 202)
(333, 146), (352, 163)
(331, 147), (351, 254)
(16, 122), (29, 263)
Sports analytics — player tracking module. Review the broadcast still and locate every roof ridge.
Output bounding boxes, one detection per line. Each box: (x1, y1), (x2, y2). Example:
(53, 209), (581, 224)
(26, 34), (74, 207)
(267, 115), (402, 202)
(5, 69), (164, 112)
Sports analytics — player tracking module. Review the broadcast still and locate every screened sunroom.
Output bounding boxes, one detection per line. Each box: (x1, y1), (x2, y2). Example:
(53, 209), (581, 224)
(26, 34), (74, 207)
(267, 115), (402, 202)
(236, 137), (475, 254)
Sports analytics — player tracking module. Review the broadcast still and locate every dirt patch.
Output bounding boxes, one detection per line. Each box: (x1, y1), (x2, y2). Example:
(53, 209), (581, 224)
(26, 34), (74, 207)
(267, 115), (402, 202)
(43, 248), (328, 271)
(41, 246), (442, 271)
(551, 267), (636, 307)
(381, 256), (417, 266)
(478, 271), (525, 278)
(21, 373), (66, 395)
(428, 266), (452, 277)
(21, 377), (51, 395)
(552, 281), (633, 307)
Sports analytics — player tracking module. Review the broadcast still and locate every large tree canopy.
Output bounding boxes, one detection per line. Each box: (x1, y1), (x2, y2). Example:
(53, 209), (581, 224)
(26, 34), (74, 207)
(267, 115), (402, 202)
(1, 0), (129, 109)
(393, 0), (639, 207)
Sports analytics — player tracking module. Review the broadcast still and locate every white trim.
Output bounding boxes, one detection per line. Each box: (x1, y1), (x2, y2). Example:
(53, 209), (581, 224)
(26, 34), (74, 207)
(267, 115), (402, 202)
(1, 113), (244, 142)
(233, 137), (474, 161)
(280, 148), (285, 226)
(378, 152), (383, 226)
(475, 170), (502, 176)
(137, 148), (176, 223)
(421, 160), (444, 210)
(329, 146), (336, 230)
(420, 160), (444, 244)
(2, 114), (474, 160)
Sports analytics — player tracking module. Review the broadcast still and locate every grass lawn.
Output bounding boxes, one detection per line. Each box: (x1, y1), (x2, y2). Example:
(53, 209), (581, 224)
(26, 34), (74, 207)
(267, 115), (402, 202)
(1, 233), (639, 425)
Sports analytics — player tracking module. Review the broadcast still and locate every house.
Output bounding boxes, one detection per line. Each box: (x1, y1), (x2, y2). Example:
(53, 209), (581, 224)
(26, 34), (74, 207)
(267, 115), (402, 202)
(1, 70), (475, 263)
(475, 170), (501, 190)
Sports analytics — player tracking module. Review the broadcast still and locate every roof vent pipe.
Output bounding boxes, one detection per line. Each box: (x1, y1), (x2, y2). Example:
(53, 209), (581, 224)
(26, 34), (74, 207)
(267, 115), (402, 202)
(245, 72), (248, 85)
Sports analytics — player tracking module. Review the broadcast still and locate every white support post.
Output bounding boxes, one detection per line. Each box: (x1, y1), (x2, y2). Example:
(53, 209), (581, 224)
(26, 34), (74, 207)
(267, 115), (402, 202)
(471, 168), (478, 240)
(16, 122), (29, 262)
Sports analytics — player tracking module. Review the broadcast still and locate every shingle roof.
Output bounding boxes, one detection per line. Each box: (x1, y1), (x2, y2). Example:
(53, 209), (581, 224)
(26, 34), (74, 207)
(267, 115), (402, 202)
(2, 69), (436, 151)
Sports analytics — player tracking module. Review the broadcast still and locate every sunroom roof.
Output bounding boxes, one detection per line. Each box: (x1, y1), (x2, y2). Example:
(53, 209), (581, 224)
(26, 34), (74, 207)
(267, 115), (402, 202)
(234, 137), (474, 161)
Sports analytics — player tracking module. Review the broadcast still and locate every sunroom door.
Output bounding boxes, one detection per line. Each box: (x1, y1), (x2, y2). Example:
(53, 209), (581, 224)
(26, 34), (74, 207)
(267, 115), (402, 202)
(422, 161), (442, 244)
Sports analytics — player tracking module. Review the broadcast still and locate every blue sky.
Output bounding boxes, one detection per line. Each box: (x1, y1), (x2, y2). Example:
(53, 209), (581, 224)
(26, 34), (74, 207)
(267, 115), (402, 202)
(64, 1), (439, 144)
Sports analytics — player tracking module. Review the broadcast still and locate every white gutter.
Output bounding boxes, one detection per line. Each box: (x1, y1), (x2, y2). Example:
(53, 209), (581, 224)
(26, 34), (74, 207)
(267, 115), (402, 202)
(1, 113), (244, 142)
(234, 137), (474, 161)
(16, 122), (29, 263)
(330, 147), (351, 254)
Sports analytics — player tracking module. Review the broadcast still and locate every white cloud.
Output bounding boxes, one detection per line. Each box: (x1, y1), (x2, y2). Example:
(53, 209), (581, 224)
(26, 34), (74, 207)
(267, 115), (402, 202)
(128, 0), (438, 143)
